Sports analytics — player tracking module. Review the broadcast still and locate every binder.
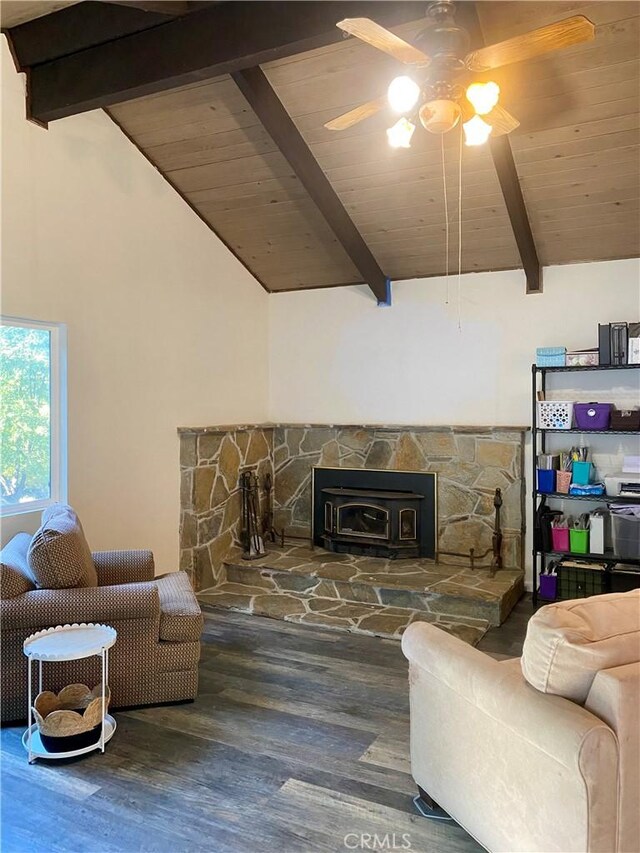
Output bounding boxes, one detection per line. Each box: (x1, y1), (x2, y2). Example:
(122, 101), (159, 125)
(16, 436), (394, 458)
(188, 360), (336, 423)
(610, 322), (628, 365)
(598, 323), (611, 365)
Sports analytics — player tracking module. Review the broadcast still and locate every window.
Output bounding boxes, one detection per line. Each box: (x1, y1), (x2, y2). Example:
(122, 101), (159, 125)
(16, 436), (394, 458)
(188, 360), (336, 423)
(0, 317), (67, 515)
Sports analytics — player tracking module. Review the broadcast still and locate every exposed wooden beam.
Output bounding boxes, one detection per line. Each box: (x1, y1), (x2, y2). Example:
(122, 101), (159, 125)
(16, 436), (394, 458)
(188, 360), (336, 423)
(6, 1), (179, 68)
(105, 1), (191, 13)
(25, 1), (427, 123)
(463, 2), (542, 294)
(232, 66), (389, 302)
(489, 136), (542, 294)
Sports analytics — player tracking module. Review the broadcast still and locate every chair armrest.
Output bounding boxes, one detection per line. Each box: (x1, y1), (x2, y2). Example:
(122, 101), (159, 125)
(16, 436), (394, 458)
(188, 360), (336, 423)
(402, 622), (615, 769)
(92, 550), (155, 585)
(586, 662), (640, 853)
(401, 622), (618, 853)
(0, 582), (160, 632)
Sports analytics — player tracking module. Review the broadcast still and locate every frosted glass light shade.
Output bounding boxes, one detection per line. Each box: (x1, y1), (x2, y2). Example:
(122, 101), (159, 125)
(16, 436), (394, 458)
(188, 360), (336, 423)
(466, 82), (500, 115)
(386, 117), (416, 148)
(463, 114), (493, 146)
(387, 76), (420, 113)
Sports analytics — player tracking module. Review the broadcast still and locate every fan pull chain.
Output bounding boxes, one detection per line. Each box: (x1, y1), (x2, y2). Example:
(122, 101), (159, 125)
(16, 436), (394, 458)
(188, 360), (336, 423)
(457, 123), (463, 332)
(441, 133), (449, 305)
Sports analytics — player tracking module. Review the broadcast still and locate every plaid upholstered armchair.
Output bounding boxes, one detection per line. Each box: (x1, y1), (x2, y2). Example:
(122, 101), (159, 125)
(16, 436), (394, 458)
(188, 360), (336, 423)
(1, 505), (203, 723)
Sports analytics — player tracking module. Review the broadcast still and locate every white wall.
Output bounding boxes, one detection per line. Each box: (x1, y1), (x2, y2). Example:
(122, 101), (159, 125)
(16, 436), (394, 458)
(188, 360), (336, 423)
(0, 40), (269, 571)
(268, 260), (640, 425)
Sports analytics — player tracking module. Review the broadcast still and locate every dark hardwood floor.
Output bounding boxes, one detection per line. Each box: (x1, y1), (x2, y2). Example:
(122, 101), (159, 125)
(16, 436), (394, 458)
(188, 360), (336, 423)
(1, 597), (532, 853)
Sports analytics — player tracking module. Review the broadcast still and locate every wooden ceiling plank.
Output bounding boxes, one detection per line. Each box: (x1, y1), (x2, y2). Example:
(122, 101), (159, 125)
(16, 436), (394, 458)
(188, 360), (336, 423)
(131, 113), (262, 149)
(167, 152), (297, 194)
(0, 1), (80, 29)
(346, 194), (511, 225)
(514, 130), (640, 164)
(511, 113), (640, 150)
(188, 179), (307, 208)
(25, 1), (428, 122)
(517, 146), (640, 178)
(232, 65), (390, 302)
(109, 77), (247, 121)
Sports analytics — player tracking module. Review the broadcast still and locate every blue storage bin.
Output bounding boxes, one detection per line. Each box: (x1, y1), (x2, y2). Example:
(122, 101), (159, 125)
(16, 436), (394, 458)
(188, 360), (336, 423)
(536, 347), (566, 367)
(537, 469), (556, 493)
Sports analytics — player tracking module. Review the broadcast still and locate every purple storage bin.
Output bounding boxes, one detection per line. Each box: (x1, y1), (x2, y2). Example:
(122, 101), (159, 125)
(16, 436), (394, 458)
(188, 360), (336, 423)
(539, 574), (557, 600)
(551, 527), (570, 552)
(573, 402), (612, 431)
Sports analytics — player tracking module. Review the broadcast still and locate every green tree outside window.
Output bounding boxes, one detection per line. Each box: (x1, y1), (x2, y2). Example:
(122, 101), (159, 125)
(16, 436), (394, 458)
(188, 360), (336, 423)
(0, 325), (51, 504)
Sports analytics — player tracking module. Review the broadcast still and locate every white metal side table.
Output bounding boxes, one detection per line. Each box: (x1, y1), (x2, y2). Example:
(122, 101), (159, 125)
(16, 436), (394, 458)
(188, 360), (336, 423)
(22, 622), (117, 763)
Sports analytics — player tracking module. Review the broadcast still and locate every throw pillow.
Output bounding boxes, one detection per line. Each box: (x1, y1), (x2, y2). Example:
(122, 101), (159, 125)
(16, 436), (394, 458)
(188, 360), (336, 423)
(28, 504), (98, 589)
(0, 532), (36, 598)
(521, 589), (640, 703)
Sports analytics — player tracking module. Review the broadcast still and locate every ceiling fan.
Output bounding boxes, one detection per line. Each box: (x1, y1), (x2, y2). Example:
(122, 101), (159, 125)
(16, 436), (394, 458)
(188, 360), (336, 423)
(325, 1), (595, 148)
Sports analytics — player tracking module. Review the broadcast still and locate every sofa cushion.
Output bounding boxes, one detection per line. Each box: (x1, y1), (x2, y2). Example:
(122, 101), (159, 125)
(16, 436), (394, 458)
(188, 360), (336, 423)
(1, 533), (36, 599)
(155, 571), (203, 643)
(521, 590), (640, 703)
(28, 504), (98, 589)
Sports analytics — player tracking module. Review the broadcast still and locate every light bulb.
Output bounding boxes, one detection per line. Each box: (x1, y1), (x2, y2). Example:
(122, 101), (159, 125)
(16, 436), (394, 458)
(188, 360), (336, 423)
(387, 76), (420, 113)
(463, 114), (492, 146)
(466, 81), (500, 115)
(386, 117), (415, 148)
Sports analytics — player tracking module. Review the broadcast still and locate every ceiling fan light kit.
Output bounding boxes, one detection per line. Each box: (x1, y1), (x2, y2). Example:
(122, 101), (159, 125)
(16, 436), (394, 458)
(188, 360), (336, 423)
(326, 3), (595, 149)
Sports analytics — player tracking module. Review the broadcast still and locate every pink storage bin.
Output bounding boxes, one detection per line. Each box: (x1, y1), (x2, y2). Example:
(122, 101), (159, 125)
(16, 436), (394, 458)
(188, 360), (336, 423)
(573, 402), (612, 430)
(551, 527), (570, 552)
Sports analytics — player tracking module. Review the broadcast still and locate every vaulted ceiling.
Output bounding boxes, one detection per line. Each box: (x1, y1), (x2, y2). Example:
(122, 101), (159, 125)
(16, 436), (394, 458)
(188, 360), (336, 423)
(4, 0), (640, 297)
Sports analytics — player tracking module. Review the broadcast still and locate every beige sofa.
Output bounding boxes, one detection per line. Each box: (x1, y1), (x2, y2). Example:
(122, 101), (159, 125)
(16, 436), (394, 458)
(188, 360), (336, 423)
(402, 591), (640, 853)
(1, 505), (203, 723)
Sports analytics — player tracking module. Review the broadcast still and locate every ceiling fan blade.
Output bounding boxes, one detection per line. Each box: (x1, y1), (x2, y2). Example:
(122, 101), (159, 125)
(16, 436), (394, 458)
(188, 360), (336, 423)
(324, 96), (387, 131)
(465, 15), (595, 72)
(337, 18), (430, 65)
(488, 105), (520, 137)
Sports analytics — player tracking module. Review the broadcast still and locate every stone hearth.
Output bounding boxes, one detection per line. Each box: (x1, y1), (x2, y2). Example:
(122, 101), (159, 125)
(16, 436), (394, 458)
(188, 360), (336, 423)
(197, 542), (525, 644)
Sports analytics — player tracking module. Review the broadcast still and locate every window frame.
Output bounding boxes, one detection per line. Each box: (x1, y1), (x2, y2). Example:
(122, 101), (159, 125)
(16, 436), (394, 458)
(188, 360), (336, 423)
(1, 315), (68, 517)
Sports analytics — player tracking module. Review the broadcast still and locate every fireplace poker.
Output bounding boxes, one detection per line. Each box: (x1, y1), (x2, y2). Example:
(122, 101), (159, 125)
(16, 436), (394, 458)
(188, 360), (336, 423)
(490, 488), (503, 577)
(262, 472), (284, 546)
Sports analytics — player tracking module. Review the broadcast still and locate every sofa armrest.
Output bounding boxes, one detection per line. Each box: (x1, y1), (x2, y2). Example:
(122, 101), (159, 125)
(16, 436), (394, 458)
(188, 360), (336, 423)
(0, 582), (160, 632)
(92, 550), (155, 585)
(401, 622), (618, 853)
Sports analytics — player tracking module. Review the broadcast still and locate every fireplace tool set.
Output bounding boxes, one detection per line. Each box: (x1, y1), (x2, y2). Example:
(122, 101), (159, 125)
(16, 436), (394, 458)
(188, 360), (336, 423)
(240, 470), (284, 559)
(240, 470), (266, 560)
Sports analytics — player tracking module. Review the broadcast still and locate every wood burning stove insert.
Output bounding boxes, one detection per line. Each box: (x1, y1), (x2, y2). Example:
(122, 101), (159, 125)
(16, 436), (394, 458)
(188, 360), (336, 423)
(322, 488), (423, 558)
(313, 467), (436, 559)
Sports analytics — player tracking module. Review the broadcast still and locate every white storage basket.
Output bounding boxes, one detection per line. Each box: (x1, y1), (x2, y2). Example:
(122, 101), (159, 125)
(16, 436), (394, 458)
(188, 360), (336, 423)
(537, 401), (574, 430)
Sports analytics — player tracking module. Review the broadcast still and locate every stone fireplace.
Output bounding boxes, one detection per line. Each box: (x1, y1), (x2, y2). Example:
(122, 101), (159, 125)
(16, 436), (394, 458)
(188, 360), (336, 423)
(313, 466), (436, 559)
(178, 423), (526, 593)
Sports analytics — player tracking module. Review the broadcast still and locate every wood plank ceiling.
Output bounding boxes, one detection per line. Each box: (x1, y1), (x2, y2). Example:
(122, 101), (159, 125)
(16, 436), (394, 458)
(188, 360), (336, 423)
(7, 1), (640, 293)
